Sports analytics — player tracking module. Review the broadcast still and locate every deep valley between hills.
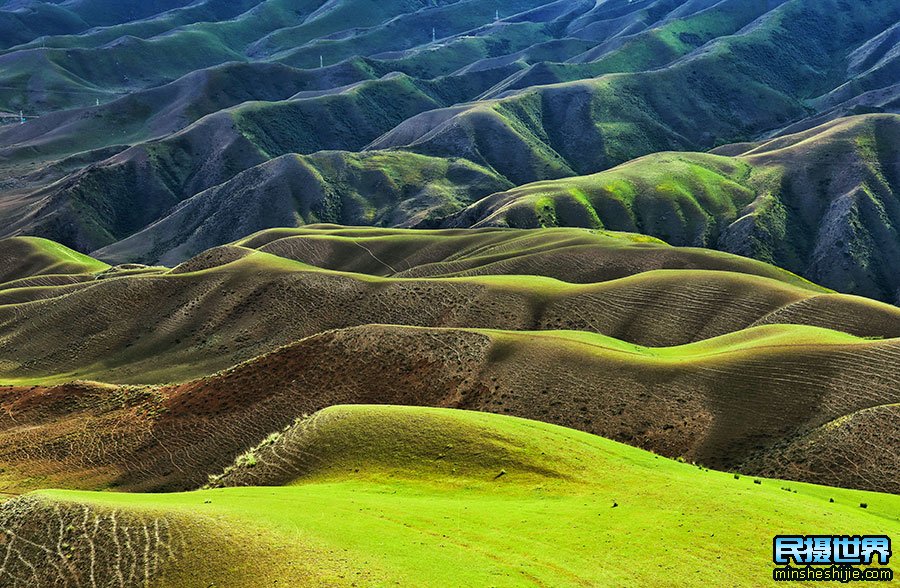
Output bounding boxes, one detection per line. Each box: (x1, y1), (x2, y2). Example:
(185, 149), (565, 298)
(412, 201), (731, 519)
(0, 1), (898, 586)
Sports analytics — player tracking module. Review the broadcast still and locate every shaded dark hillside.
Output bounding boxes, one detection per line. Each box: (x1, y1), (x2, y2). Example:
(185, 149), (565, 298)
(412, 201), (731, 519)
(0, 0), (246, 50)
(93, 154), (512, 264)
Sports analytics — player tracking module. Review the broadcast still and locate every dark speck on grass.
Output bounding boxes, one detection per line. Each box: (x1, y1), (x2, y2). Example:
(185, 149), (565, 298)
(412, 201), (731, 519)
(612, 502), (618, 508)
(753, 480), (761, 485)
(829, 498), (834, 503)
(860, 503), (868, 509)
(494, 469), (506, 479)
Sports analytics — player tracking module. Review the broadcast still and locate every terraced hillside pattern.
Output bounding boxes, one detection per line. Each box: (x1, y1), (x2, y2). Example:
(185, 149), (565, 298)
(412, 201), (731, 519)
(0, 1), (897, 586)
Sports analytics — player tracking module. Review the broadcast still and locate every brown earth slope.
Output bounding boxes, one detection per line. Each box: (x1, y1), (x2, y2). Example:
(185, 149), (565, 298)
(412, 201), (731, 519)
(0, 230), (897, 496)
(2, 244), (900, 384)
(0, 324), (897, 495)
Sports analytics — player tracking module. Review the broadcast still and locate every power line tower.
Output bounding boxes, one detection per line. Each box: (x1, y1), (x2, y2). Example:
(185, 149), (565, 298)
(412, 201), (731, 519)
(19, 110), (24, 124)
(432, 27), (436, 43)
(495, 9), (500, 21)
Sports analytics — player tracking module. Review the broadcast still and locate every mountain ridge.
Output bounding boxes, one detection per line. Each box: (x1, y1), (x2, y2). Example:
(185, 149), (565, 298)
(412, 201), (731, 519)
(0, 1), (896, 304)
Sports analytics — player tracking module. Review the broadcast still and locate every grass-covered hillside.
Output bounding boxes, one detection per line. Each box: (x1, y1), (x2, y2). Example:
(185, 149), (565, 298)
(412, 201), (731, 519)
(92, 153), (512, 264)
(0, 236), (108, 283)
(1, 406), (896, 586)
(9, 226), (900, 385)
(2, 322), (898, 495)
(0, 0), (897, 291)
(371, 0), (900, 180)
(0, 229), (898, 499)
(447, 114), (900, 302)
(0, 4), (897, 586)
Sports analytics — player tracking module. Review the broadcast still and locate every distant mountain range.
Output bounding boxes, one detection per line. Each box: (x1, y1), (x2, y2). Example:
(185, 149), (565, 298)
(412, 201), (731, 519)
(0, 0), (898, 302)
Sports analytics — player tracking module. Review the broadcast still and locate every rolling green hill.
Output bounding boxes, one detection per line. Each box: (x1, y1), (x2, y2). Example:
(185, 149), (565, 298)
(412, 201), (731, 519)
(371, 0), (900, 182)
(232, 225), (820, 286)
(0, 3), (897, 586)
(446, 114), (900, 302)
(1, 0), (897, 286)
(0, 235), (108, 283)
(0, 0), (550, 114)
(3, 322), (898, 494)
(0, 231), (899, 497)
(1, 406), (895, 586)
(8, 228), (900, 386)
(0, 1), (246, 52)
(93, 155), (513, 264)
(3, 70), (522, 253)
